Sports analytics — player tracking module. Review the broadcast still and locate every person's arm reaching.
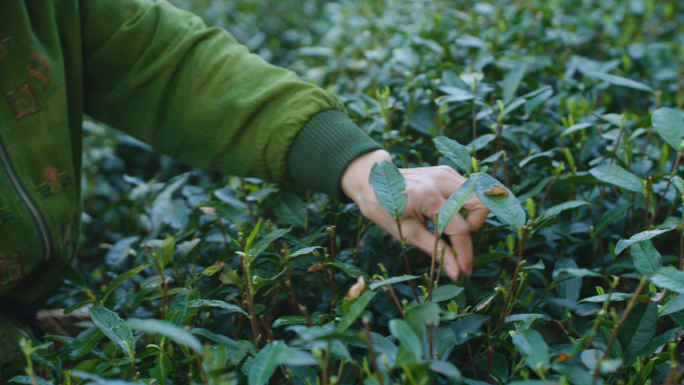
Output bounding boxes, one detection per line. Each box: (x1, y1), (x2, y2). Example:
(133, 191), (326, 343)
(81, 0), (380, 199)
(80, 0), (488, 280)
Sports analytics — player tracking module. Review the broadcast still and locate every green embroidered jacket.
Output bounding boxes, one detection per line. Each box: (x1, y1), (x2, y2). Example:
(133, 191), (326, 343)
(0, 0), (380, 303)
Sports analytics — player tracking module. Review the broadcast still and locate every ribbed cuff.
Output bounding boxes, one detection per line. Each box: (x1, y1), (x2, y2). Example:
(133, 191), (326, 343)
(288, 110), (382, 201)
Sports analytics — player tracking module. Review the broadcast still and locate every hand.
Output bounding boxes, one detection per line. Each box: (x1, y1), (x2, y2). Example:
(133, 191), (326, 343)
(341, 149), (489, 280)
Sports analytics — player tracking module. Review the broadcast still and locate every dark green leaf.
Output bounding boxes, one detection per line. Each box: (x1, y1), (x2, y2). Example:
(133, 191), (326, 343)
(630, 240), (662, 277)
(369, 161), (408, 218)
(473, 173), (526, 229)
(437, 175), (477, 234)
(585, 71), (653, 92)
(511, 330), (550, 374)
(434, 136), (472, 173)
(652, 107), (684, 150)
(589, 164), (642, 193)
(89, 306), (134, 356)
(275, 193), (307, 228)
(188, 299), (249, 316)
(127, 318), (203, 353)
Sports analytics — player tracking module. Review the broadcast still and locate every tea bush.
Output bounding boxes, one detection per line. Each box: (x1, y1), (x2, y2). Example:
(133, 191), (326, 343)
(8, 0), (684, 384)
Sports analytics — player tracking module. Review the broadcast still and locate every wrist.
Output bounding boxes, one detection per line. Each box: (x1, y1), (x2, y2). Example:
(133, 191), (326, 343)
(341, 149), (392, 203)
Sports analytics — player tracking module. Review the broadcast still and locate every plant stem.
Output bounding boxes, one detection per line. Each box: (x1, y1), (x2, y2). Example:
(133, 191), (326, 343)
(395, 213), (419, 301)
(195, 351), (209, 384)
(240, 254), (261, 351)
(387, 284), (404, 317)
(497, 228), (526, 335)
(645, 177), (652, 229)
(328, 226), (337, 314)
(428, 214), (440, 302)
(592, 277), (648, 385)
(651, 148), (684, 226)
(363, 318), (385, 385)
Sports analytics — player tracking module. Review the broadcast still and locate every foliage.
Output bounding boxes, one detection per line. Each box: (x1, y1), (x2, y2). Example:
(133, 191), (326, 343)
(7, 0), (684, 384)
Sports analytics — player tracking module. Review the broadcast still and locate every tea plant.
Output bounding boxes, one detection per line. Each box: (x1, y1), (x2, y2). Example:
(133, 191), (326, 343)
(6, 0), (684, 384)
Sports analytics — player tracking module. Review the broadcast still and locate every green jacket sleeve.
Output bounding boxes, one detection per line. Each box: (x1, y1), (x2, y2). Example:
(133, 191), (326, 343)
(81, 0), (381, 199)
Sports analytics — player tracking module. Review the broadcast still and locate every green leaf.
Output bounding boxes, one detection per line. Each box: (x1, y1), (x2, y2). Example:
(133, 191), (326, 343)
(127, 318), (203, 353)
(275, 193), (307, 228)
(585, 71), (653, 93)
(618, 302), (658, 364)
(187, 299), (249, 316)
(503, 62), (527, 104)
(336, 291), (376, 332)
(511, 330), (550, 375)
(89, 306), (134, 356)
(161, 236), (175, 265)
(437, 175), (477, 234)
(553, 365), (595, 385)
(369, 275), (420, 290)
(473, 173), (526, 229)
(9, 376), (53, 385)
(450, 314), (490, 345)
(634, 327), (681, 358)
(151, 354), (172, 385)
(71, 370), (142, 384)
(272, 316), (308, 328)
(369, 160), (408, 218)
(288, 246), (321, 259)
(275, 346), (318, 366)
(197, 201), (240, 220)
(596, 203), (630, 233)
(652, 107), (684, 150)
(437, 86), (476, 104)
(389, 319), (422, 361)
(615, 228), (675, 255)
(429, 360), (462, 382)
(539, 200), (588, 220)
(69, 326), (105, 360)
(430, 285), (464, 302)
(650, 267), (684, 294)
(102, 264), (150, 301)
(578, 293), (637, 304)
(552, 267), (602, 279)
(404, 302), (440, 341)
(434, 136), (472, 173)
(249, 340), (284, 385)
(327, 262), (365, 278)
(630, 240), (662, 277)
(252, 228), (291, 258)
(672, 176), (684, 193)
(662, 295), (684, 315)
(589, 164), (642, 193)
